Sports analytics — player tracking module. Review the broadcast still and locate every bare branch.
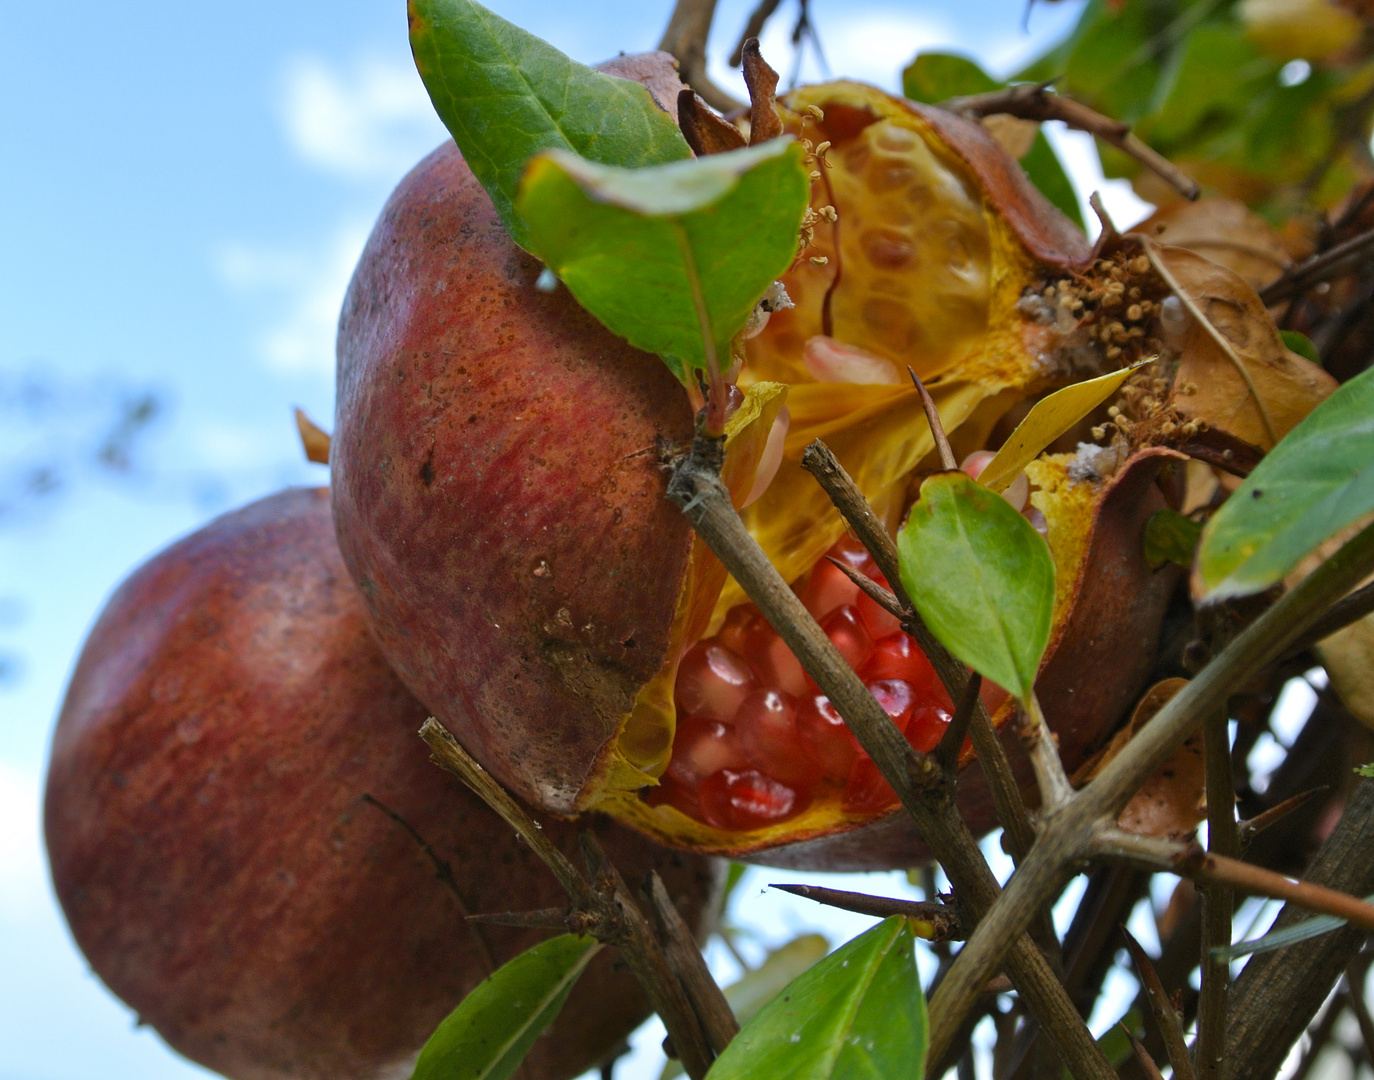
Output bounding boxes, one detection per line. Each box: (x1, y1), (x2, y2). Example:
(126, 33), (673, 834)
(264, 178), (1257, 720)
(770, 884), (965, 941)
(466, 908), (573, 931)
(940, 83), (1200, 201)
(1122, 926), (1196, 1080)
(1238, 787), (1327, 847)
(728, 0), (782, 67)
(908, 367), (957, 470)
(937, 672), (982, 777)
(657, 0), (744, 113)
(1259, 224), (1374, 306)
(1196, 708), (1239, 1080)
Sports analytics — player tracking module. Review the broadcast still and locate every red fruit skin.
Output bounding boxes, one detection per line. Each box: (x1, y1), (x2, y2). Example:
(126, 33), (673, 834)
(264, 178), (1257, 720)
(44, 488), (719, 1080)
(331, 141), (695, 815)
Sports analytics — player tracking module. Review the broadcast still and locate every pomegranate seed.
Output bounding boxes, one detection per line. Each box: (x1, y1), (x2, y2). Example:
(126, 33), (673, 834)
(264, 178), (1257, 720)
(796, 694), (860, 781)
(960, 449), (996, 479)
(675, 641), (755, 721)
(698, 769), (809, 830)
(861, 634), (941, 700)
(867, 679), (916, 728)
(715, 604), (764, 656)
(800, 558), (859, 621)
(905, 704), (952, 754)
(648, 774), (702, 819)
(664, 717), (748, 788)
(721, 608), (808, 698)
(820, 605), (873, 672)
(736, 690), (823, 789)
(829, 535), (877, 574)
(842, 758), (899, 815)
(855, 581), (902, 638)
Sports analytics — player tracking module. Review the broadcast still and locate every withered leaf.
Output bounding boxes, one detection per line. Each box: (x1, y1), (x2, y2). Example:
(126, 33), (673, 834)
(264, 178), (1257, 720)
(1133, 198), (1289, 293)
(1158, 244), (1337, 451)
(677, 90), (748, 156)
(294, 407), (331, 464)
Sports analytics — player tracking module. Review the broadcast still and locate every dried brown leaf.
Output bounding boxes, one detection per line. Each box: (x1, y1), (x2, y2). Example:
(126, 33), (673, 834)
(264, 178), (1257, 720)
(677, 90), (748, 156)
(1158, 245), (1338, 450)
(1133, 198), (1289, 293)
(741, 39), (782, 145)
(294, 407), (331, 464)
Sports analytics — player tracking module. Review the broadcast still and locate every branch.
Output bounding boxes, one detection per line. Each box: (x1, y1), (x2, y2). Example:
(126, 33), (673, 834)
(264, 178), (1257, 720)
(1122, 927), (1196, 1080)
(770, 884), (965, 941)
(1282, 578), (1374, 661)
(657, 0), (743, 114)
(939, 83), (1200, 202)
(668, 429), (1115, 1078)
(926, 518), (1374, 1042)
(728, 0), (782, 66)
(1196, 708), (1239, 1080)
(419, 720), (718, 1079)
(1260, 223), (1374, 305)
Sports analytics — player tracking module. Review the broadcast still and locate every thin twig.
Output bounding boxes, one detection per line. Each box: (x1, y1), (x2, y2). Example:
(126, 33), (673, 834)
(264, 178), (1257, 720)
(419, 720), (718, 1079)
(644, 871), (739, 1056)
(1282, 579), (1374, 660)
(828, 557), (905, 621)
(1344, 968), (1374, 1062)
(670, 429), (1114, 1078)
(1121, 927), (1196, 1080)
(770, 884), (965, 941)
(1195, 708), (1238, 1080)
(1238, 786), (1327, 847)
(1097, 830), (1374, 932)
(1124, 1024), (1167, 1080)
(1023, 691), (1074, 811)
(466, 908), (574, 931)
(360, 791), (497, 975)
(926, 518), (1374, 1043)
(909, 368), (957, 470)
(657, 0), (744, 113)
(940, 82), (1200, 201)
(1259, 224), (1374, 305)
(937, 672), (982, 777)
(728, 0), (782, 66)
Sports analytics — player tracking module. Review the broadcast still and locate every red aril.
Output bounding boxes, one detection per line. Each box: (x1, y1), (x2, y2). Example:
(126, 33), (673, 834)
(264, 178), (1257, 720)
(736, 690), (824, 789)
(905, 703), (952, 754)
(797, 693), (861, 781)
(719, 604), (808, 698)
(862, 633), (942, 701)
(842, 758), (900, 815)
(698, 769), (808, 831)
(675, 642), (755, 721)
(819, 605), (873, 672)
(800, 557), (860, 621)
(663, 717), (748, 788)
(867, 679), (917, 728)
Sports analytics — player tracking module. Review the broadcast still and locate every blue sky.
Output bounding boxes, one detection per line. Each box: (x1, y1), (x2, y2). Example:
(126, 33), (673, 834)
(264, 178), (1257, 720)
(0, 1), (1148, 1077)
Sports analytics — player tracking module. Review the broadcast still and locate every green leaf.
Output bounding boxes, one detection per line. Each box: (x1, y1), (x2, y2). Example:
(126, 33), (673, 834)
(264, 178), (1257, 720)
(901, 53), (1084, 230)
(517, 141), (810, 382)
(1212, 895), (1374, 962)
(897, 472), (1055, 702)
(1195, 365), (1374, 600)
(411, 934), (600, 1080)
(1281, 330), (1321, 365)
(705, 917), (926, 1080)
(408, 0), (690, 250)
(1144, 509), (1203, 570)
(901, 52), (998, 103)
(1357, 763), (1374, 777)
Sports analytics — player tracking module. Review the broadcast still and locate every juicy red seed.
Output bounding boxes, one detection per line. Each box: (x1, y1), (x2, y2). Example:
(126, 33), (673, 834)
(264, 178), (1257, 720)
(800, 557), (859, 621)
(716, 603), (765, 656)
(861, 633), (942, 702)
(905, 704), (952, 755)
(736, 689), (823, 789)
(796, 693), (860, 781)
(648, 774), (702, 819)
(698, 769), (808, 831)
(820, 605), (873, 673)
(723, 606), (808, 698)
(664, 716), (748, 787)
(867, 679), (916, 728)
(829, 535), (878, 575)
(842, 757), (899, 815)
(856, 585), (902, 639)
(675, 640), (755, 721)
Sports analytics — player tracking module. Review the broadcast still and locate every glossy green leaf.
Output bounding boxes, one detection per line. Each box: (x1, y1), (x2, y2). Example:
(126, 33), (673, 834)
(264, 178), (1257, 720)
(661, 935), (831, 1080)
(897, 472), (1055, 702)
(705, 917), (926, 1080)
(517, 140), (810, 382)
(408, 0), (690, 250)
(1281, 330), (1321, 365)
(1195, 365), (1374, 600)
(411, 934), (599, 1080)
(901, 52), (1084, 229)
(1144, 509), (1203, 570)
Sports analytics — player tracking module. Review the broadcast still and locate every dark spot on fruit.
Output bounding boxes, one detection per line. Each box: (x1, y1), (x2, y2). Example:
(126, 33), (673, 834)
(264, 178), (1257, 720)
(419, 452), (435, 488)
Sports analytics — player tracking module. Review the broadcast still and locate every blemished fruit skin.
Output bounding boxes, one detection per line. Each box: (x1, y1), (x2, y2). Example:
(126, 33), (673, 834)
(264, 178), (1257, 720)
(44, 487), (720, 1080)
(331, 140), (696, 817)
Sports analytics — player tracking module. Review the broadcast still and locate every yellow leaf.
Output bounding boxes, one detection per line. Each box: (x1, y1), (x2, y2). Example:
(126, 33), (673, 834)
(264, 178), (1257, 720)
(979, 365), (1146, 494)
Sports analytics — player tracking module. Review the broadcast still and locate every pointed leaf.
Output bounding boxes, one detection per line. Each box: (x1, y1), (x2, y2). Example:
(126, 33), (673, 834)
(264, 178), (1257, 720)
(408, 0), (690, 249)
(705, 917), (926, 1080)
(897, 472), (1054, 702)
(1195, 365), (1374, 600)
(517, 141), (810, 382)
(979, 364), (1144, 494)
(411, 934), (600, 1080)
(1213, 896), (1374, 961)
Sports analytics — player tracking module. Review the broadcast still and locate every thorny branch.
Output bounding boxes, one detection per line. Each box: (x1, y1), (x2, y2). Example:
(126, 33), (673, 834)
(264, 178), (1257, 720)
(657, 0), (744, 113)
(939, 82), (1201, 201)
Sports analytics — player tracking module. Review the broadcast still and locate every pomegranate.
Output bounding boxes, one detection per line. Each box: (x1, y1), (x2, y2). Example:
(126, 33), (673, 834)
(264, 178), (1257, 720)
(44, 487), (720, 1080)
(331, 77), (1181, 868)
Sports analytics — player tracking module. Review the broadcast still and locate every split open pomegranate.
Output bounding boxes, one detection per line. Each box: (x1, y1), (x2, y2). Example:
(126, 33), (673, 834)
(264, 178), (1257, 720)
(649, 535), (1009, 830)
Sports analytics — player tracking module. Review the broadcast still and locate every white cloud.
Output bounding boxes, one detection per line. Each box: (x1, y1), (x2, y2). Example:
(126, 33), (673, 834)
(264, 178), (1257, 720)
(281, 55), (449, 182)
(215, 219), (371, 377)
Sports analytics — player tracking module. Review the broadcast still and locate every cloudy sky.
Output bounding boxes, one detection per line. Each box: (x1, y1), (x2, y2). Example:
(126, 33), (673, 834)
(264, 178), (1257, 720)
(0, 1), (1152, 1077)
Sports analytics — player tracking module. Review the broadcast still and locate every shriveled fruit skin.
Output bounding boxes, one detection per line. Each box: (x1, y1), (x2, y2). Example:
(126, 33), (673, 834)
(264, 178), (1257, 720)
(44, 487), (720, 1080)
(331, 141), (695, 815)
